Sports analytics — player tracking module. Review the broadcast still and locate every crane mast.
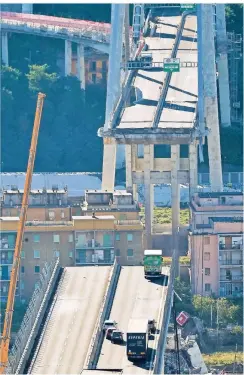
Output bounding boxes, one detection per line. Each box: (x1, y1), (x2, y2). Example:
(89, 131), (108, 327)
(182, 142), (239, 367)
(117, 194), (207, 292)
(0, 93), (46, 373)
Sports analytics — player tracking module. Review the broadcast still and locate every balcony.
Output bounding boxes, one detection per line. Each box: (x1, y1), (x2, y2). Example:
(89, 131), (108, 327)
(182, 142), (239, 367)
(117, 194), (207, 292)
(117, 219), (142, 225)
(219, 243), (243, 251)
(26, 220), (73, 226)
(220, 275), (243, 282)
(219, 260), (243, 266)
(75, 240), (113, 249)
(0, 259), (13, 265)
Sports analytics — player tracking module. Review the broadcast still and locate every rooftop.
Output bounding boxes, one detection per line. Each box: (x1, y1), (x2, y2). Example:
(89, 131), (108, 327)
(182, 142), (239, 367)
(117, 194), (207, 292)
(72, 215), (115, 220)
(3, 189), (67, 194)
(198, 192), (243, 198)
(210, 217), (244, 223)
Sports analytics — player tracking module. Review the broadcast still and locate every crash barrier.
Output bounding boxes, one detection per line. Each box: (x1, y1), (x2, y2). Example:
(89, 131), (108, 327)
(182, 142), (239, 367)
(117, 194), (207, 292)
(153, 250), (177, 374)
(85, 261), (121, 369)
(6, 258), (61, 375)
(152, 10), (192, 128)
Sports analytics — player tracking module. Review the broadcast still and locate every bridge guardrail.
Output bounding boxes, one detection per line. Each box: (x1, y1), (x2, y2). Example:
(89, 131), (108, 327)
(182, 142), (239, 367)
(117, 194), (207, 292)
(152, 10), (194, 128)
(153, 250), (177, 374)
(84, 261), (121, 370)
(6, 258), (60, 375)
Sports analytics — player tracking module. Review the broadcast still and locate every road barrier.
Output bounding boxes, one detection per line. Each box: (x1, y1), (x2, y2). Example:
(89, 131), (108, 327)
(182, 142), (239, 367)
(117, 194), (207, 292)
(85, 261), (121, 369)
(7, 258), (61, 375)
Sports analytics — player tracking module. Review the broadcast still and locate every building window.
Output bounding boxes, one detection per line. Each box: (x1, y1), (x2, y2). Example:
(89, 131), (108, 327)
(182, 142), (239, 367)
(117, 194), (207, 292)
(20, 281), (24, 290)
(205, 283), (211, 292)
(35, 266), (40, 273)
(205, 268), (210, 276)
(204, 237), (210, 245)
(127, 233), (133, 242)
(116, 249), (120, 256)
(33, 234), (40, 243)
(68, 234), (73, 243)
(21, 251), (25, 259)
(90, 61), (96, 71)
(115, 233), (120, 241)
(34, 250), (40, 259)
(54, 250), (60, 258)
(61, 211), (65, 219)
(21, 266), (25, 273)
(69, 251), (73, 258)
(102, 60), (107, 71)
(49, 211), (55, 220)
(92, 73), (97, 84)
(127, 249), (134, 257)
(137, 144), (144, 158)
(204, 252), (210, 261)
(53, 234), (60, 243)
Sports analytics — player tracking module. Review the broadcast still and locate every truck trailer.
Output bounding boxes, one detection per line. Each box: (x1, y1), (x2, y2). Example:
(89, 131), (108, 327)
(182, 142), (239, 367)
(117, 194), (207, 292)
(144, 249), (163, 278)
(126, 318), (149, 360)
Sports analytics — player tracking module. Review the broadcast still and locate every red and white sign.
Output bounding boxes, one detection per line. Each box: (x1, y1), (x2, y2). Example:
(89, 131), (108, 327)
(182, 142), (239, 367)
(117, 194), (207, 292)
(176, 311), (190, 327)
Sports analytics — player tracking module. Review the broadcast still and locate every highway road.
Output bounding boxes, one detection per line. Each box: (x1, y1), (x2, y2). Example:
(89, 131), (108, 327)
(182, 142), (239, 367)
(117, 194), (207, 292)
(97, 266), (169, 373)
(119, 14), (181, 129)
(159, 14), (198, 128)
(30, 266), (112, 374)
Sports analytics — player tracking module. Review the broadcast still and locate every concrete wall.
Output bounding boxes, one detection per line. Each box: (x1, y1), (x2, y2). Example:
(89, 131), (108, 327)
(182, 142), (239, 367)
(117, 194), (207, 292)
(2, 206), (71, 221)
(115, 230), (144, 265)
(152, 225), (189, 256)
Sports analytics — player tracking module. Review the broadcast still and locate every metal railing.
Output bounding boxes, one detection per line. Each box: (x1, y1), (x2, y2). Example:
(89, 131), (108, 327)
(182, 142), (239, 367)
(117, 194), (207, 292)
(6, 258), (60, 374)
(219, 260), (242, 265)
(219, 244), (243, 250)
(220, 275), (243, 281)
(116, 219), (142, 225)
(26, 220), (73, 226)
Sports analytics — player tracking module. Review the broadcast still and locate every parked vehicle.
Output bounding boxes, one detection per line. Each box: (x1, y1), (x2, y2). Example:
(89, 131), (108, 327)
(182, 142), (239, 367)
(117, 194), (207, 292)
(127, 318), (149, 360)
(103, 319), (117, 333)
(106, 327), (117, 340)
(111, 330), (124, 343)
(144, 249), (163, 278)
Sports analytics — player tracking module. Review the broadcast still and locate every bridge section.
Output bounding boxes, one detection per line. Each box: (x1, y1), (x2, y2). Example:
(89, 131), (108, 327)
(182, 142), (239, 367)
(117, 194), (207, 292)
(28, 266), (112, 374)
(0, 12), (110, 52)
(96, 266), (169, 373)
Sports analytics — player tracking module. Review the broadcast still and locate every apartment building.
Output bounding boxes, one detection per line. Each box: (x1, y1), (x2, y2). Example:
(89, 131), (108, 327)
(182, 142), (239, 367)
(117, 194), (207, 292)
(0, 189), (144, 301)
(189, 192), (243, 298)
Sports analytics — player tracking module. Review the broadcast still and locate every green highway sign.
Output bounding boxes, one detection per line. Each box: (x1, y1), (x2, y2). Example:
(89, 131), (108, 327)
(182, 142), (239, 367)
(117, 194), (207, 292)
(163, 58), (180, 72)
(180, 4), (196, 10)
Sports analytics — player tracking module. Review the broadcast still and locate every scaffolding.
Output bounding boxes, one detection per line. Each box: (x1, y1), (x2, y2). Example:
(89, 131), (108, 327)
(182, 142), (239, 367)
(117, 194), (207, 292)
(227, 32), (242, 125)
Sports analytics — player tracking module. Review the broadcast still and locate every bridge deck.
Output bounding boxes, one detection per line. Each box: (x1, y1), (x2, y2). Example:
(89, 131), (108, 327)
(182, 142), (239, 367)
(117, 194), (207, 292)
(30, 266), (111, 374)
(158, 15), (198, 129)
(97, 266), (169, 374)
(119, 15), (181, 129)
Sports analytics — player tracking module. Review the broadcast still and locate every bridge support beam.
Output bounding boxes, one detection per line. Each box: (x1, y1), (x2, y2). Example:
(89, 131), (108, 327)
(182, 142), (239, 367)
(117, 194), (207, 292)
(65, 40), (72, 76)
(189, 142), (198, 197)
(216, 4), (231, 127)
(202, 4), (223, 192)
(144, 145), (154, 249)
(171, 145), (180, 272)
(102, 138), (117, 191)
(77, 43), (85, 91)
(1, 32), (9, 66)
(22, 4), (33, 13)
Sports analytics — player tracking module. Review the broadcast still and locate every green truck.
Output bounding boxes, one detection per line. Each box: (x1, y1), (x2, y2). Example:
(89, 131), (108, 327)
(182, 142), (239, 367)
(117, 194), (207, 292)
(143, 249), (163, 278)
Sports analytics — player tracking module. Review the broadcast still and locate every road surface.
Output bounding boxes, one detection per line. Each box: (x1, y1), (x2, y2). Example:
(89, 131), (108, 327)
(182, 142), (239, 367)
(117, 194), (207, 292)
(119, 15), (181, 129)
(30, 266), (111, 374)
(97, 266), (169, 374)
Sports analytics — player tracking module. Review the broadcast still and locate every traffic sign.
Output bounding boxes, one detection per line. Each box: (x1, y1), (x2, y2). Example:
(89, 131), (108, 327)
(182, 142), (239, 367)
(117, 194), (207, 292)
(181, 4), (196, 10)
(176, 311), (190, 326)
(163, 58), (180, 72)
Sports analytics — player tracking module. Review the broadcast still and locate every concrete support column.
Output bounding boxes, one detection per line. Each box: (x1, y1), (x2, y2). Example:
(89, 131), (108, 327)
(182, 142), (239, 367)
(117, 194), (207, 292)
(1, 32), (8, 66)
(131, 145), (138, 202)
(216, 4), (231, 127)
(65, 40), (72, 76)
(189, 142), (198, 198)
(76, 43), (85, 90)
(22, 4), (33, 13)
(125, 144), (133, 193)
(144, 145), (154, 249)
(105, 4), (125, 129)
(171, 145), (180, 261)
(102, 139), (117, 191)
(124, 4), (130, 66)
(202, 4), (223, 192)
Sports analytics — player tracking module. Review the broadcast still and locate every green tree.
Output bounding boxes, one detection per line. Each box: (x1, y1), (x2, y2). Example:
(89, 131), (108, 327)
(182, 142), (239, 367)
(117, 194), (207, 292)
(26, 64), (58, 92)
